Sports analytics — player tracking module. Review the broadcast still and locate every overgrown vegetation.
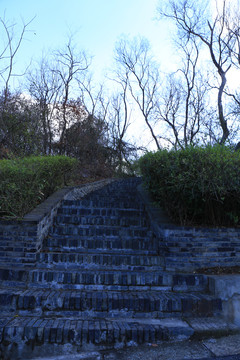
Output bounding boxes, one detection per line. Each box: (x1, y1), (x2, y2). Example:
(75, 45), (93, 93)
(2, 2), (240, 222)
(0, 156), (77, 218)
(139, 145), (240, 227)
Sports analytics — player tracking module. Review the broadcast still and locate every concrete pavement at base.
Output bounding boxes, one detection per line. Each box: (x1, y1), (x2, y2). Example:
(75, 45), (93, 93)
(32, 334), (240, 360)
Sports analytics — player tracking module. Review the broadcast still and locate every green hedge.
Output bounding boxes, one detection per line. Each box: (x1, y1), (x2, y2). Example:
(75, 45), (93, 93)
(0, 156), (77, 218)
(139, 145), (240, 226)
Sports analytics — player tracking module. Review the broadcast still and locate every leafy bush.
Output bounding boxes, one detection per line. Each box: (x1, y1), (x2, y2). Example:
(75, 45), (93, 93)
(0, 156), (77, 218)
(139, 145), (240, 226)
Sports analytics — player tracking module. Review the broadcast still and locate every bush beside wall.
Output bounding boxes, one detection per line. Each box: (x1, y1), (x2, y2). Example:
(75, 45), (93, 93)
(139, 145), (240, 227)
(0, 155), (77, 218)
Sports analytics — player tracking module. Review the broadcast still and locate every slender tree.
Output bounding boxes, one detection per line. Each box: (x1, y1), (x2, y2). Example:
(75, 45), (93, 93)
(53, 36), (90, 154)
(27, 57), (62, 154)
(114, 36), (161, 150)
(159, 0), (238, 143)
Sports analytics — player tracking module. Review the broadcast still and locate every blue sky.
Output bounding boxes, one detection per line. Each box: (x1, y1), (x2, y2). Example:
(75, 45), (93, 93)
(0, 0), (174, 85)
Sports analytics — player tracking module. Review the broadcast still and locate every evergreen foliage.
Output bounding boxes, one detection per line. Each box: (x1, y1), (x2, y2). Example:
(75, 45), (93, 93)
(0, 156), (77, 218)
(139, 145), (240, 226)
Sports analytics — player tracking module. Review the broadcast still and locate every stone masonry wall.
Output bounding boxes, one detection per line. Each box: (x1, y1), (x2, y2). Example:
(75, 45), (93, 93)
(0, 179), (113, 267)
(138, 184), (240, 272)
(159, 226), (240, 272)
(1, 178), (240, 271)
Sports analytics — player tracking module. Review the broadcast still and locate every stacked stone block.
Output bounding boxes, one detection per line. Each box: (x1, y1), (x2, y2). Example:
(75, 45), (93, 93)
(0, 178), (237, 359)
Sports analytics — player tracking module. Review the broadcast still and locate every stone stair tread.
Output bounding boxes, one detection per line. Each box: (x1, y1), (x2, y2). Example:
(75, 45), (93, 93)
(0, 268), (173, 289)
(0, 266), (167, 273)
(0, 177), (236, 356)
(1, 315), (238, 347)
(49, 225), (152, 237)
(0, 267), (209, 292)
(5, 283), (173, 292)
(39, 248), (159, 255)
(43, 245), (158, 252)
(61, 200), (143, 209)
(0, 286), (221, 317)
(54, 217), (148, 227)
(52, 223), (150, 229)
(186, 317), (240, 338)
(0, 315), (194, 344)
(35, 265), (163, 271)
(57, 208), (145, 215)
(46, 237), (155, 244)
(0, 287), (221, 299)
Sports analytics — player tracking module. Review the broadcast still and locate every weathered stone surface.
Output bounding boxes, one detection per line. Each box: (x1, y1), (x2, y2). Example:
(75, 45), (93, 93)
(0, 177), (240, 359)
(203, 334), (240, 357)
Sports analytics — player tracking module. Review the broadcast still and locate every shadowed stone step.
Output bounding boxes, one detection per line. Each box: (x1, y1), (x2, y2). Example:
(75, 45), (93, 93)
(1, 316), (238, 359)
(1, 177), (235, 356)
(44, 236), (158, 251)
(49, 224), (153, 238)
(0, 315), (194, 348)
(57, 207), (145, 217)
(36, 251), (164, 269)
(0, 268), (172, 288)
(61, 199), (143, 210)
(0, 268), (209, 292)
(0, 288), (222, 318)
(186, 317), (240, 339)
(40, 247), (159, 256)
(55, 215), (148, 227)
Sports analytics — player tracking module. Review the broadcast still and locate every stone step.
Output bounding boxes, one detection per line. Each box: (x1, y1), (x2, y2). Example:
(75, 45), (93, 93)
(55, 215), (148, 227)
(57, 207), (145, 218)
(40, 248), (159, 256)
(1, 315), (238, 359)
(44, 236), (159, 251)
(0, 268), (172, 288)
(61, 199), (143, 210)
(0, 288), (222, 318)
(49, 224), (153, 238)
(165, 253), (240, 272)
(83, 191), (139, 198)
(0, 315), (194, 350)
(0, 268), (209, 292)
(0, 250), (37, 269)
(0, 256), (36, 267)
(36, 251), (164, 269)
(165, 245), (240, 255)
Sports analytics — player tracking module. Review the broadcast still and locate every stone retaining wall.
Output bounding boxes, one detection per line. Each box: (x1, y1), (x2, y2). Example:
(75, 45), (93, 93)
(2, 178), (240, 271)
(0, 179), (114, 266)
(160, 226), (240, 272)
(138, 184), (240, 272)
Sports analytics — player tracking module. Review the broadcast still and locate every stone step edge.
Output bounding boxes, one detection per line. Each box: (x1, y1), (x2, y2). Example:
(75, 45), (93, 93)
(0, 266), (170, 274)
(0, 316), (239, 346)
(0, 289), (223, 316)
(0, 287), (221, 301)
(1, 281), (207, 292)
(39, 249), (159, 255)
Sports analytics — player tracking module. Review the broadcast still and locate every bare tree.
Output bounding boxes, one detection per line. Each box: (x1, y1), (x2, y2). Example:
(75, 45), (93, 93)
(0, 16), (34, 106)
(27, 57), (62, 154)
(53, 36), (90, 154)
(155, 75), (183, 148)
(159, 0), (237, 143)
(0, 16), (35, 154)
(114, 35), (210, 150)
(114, 36), (161, 150)
(107, 83), (132, 171)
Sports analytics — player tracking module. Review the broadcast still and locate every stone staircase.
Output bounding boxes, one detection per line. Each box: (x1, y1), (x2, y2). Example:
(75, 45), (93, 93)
(0, 178), (238, 359)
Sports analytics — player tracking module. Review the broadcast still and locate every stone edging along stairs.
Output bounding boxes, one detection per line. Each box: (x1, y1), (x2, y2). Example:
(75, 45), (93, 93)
(0, 178), (239, 359)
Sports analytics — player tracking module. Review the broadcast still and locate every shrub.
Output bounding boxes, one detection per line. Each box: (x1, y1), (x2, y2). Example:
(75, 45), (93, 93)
(0, 155), (77, 218)
(139, 145), (240, 226)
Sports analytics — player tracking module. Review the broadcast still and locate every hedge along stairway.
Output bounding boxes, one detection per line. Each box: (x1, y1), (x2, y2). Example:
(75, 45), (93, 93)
(0, 178), (238, 359)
